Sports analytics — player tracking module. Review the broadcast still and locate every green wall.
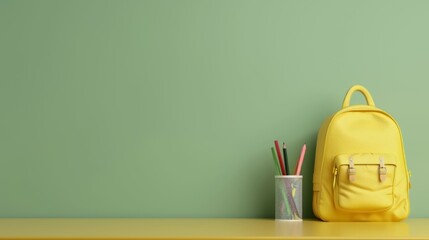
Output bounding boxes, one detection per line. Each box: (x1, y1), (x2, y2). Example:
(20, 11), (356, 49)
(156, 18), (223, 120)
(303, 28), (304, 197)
(0, 0), (427, 218)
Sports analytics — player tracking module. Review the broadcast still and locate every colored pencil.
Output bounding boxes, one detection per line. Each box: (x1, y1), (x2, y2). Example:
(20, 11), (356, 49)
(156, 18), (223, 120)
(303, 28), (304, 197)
(271, 147), (282, 175)
(283, 142), (289, 175)
(294, 143), (307, 175)
(274, 140), (286, 175)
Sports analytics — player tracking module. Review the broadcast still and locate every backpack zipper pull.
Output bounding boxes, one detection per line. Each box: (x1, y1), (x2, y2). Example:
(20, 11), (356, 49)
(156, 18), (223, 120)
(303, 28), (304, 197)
(333, 167), (338, 188)
(409, 170), (412, 189)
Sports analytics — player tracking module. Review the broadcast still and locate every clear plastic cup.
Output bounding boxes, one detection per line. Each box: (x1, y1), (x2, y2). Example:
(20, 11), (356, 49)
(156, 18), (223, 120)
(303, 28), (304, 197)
(275, 175), (303, 221)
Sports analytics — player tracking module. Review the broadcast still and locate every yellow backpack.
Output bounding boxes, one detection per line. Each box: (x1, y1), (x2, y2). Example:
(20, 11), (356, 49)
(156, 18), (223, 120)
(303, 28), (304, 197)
(313, 85), (410, 221)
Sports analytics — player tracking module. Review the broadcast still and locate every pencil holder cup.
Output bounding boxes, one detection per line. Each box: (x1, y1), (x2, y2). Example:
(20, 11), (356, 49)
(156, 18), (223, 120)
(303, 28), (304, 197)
(275, 175), (303, 221)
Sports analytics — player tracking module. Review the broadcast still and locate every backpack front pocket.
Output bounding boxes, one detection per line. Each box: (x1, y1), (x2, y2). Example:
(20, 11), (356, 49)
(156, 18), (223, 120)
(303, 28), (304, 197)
(333, 153), (396, 212)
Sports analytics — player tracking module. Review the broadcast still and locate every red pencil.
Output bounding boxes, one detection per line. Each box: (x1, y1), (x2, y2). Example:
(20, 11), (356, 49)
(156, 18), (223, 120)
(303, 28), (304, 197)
(274, 140), (286, 175)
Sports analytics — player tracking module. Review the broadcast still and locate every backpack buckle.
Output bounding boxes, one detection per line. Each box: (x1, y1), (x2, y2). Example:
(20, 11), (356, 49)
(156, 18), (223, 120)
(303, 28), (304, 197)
(348, 158), (356, 182)
(379, 157), (387, 182)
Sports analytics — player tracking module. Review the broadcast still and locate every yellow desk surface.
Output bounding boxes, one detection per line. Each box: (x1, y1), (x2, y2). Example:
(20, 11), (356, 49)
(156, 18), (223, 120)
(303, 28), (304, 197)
(1, 218), (429, 240)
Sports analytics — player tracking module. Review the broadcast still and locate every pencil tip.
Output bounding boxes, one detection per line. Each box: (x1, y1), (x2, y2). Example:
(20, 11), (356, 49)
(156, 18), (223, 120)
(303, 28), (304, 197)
(283, 142), (286, 148)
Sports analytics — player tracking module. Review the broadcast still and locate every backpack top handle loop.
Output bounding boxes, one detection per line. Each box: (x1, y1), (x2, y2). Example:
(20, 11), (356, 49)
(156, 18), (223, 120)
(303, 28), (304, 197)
(342, 85), (376, 108)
